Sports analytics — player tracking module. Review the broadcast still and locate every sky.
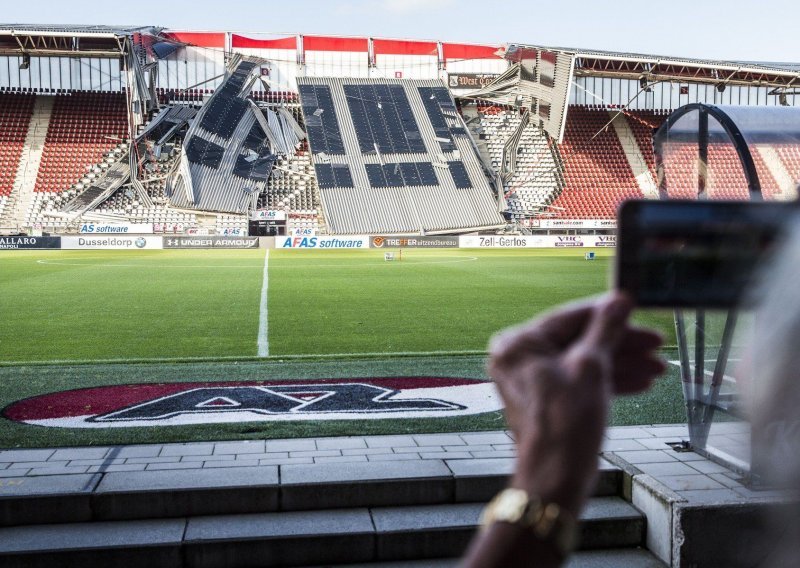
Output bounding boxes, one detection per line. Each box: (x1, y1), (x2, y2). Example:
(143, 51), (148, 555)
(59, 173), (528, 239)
(2, 0), (798, 63)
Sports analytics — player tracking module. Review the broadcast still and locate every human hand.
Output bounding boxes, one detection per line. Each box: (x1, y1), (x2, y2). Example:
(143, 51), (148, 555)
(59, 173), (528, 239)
(488, 292), (665, 515)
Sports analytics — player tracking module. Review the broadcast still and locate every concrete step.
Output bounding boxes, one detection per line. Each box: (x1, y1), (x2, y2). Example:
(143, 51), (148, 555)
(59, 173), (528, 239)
(317, 548), (667, 567)
(0, 497), (645, 568)
(0, 458), (622, 526)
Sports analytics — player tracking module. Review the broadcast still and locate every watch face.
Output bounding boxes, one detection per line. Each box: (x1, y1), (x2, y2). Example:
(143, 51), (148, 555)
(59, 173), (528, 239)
(492, 489), (529, 523)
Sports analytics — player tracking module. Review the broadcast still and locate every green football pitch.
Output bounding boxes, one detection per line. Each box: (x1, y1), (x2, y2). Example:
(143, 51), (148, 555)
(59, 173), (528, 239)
(0, 248), (687, 448)
(0, 248), (675, 362)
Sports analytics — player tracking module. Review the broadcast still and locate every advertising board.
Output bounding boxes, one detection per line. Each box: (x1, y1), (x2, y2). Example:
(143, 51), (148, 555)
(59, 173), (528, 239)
(61, 236), (164, 250)
(79, 223), (154, 234)
(0, 236), (61, 250)
(370, 236), (459, 249)
(460, 235), (595, 248)
(163, 237), (259, 249)
(251, 210), (287, 221)
(277, 236), (370, 249)
(275, 235), (369, 249)
(528, 219), (617, 229)
(447, 73), (500, 90)
(218, 227), (248, 237)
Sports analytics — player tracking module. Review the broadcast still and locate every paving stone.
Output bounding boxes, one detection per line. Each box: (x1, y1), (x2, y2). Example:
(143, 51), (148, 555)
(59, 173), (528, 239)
(368, 453), (421, 462)
(602, 439), (649, 452)
(658, 474), (727, 492)
(636, 461), (701, 477)
(281, 460), (453, 511)
(394, 446), (442, 454)
(9, 460), (69, 469)
(412, 434), (465, 447)
(159, 443), (214, 457)
(0, 518), (184, 568)
(442, 445), (494, 453)
(316, 437), (368, 450)
(315, 455), (368, 464)
(672, 451), (707, 462)
(124, 456), (181, 464)
(635, 437), (681, 450)
(0, 473), (100, 526)
(491, 444), (516, 451)
(605, 427), (654, 440)
(459, 432), (513, 445)
(145, 462), (200, 471)
(731, 486), (787, 500)
(87, 464), (147, 474)
(112, 446), (163, 459)
(68, 458), (126, 467)
(28, 466), (90, 476)
(419, 452), (472, 460)
(686, 460), (735, 475)
(707, 472), (744, 489)
(204, 460), (259, 468)
(180, 454), (235, 463)
(50, 448), (110, 461)
(238, 452), (289, 460)
(365, 435), (417, 449)
(612, 450), (678, 464)
(94, 466), (279, 520)
(372, 503), (482, 560)
(644, 426), (689, 438)
(0, 464), (7, 471)
(266, 438), (317, 452)
(0, 449), (54, 463)
(184, 509), (374, 568)
(342, 448), (394, 456)
(676, 489), (743, 504)
(470, 450), (516, 459)
(289, 449), (342, 458)
(213, 440), (265, 455)
(0, 469), (29, 477)
(260, 458), (314, 466)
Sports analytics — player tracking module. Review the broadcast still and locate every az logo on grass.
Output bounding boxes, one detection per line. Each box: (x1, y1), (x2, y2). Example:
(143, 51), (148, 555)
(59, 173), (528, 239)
(3, 378), (501, 428)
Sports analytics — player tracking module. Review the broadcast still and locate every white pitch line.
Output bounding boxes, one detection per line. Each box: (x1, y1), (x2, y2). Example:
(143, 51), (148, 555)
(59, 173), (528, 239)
(257, 248), (270, 357)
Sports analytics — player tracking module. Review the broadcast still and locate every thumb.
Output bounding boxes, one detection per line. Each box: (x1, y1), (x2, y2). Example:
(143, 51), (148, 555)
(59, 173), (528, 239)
(580, 293), (633, 352)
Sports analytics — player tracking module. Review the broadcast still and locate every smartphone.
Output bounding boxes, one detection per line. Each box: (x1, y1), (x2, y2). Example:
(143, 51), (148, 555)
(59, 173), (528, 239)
(616, 199), (797, 308)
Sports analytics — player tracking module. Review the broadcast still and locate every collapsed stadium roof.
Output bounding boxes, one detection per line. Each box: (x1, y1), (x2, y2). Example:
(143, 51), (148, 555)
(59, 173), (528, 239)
(507, 43), (800, 90)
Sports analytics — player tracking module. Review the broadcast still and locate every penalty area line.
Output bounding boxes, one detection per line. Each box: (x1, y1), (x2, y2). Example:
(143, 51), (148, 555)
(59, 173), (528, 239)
(257, 248), (270, 357)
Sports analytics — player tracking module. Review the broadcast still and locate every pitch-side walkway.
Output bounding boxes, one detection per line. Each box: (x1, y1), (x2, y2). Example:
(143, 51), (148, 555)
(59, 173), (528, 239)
(0, 424), (778, 505)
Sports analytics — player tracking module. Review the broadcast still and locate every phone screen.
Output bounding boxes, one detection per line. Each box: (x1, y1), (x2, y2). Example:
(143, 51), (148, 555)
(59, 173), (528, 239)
(617, 200), (796, 308)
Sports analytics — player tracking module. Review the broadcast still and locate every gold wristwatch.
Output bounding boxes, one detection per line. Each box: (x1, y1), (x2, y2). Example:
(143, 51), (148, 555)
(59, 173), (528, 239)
(480, 488), (578, 556)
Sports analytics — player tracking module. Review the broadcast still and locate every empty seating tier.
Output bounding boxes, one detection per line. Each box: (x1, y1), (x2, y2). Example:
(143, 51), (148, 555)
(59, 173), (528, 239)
(0, 93), (35, 196)
(551, 106), (644, 218)
(34, 92), (128, 194)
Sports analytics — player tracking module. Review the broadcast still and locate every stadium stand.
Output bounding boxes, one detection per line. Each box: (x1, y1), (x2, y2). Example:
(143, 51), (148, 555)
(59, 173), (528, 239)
(21, 92), (129, 231)
(0, 93), (35, 196)
(776, 144), (800, 187)
(2, 27), (798, 235)
(659, 141), (782, 200)
(476, 103), (562, 221)
(34, 92), (128, 193)
(0, 93), (35, 224)
(623, 110), (668, 176)
(551, 106), (644, 218)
